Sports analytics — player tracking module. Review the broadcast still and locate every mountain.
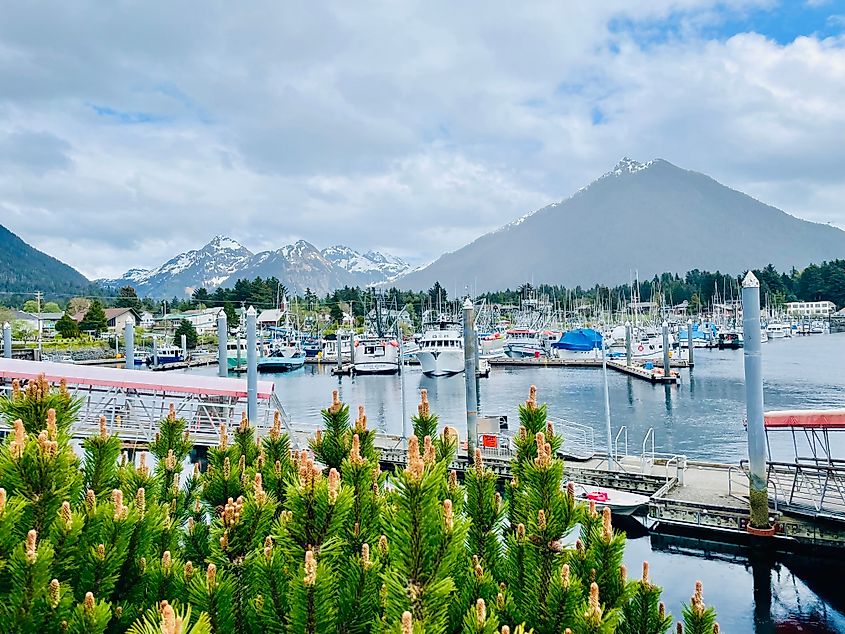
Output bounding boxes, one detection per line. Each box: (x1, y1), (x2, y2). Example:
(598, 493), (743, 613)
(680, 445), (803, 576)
(393, 158), (845, 292)
(101, 235), (254, 297)
(0, 224), (91, 294)
(102, 236), (411, 298)
(224, 240), (355, 296)
(321, 245), (410, 285)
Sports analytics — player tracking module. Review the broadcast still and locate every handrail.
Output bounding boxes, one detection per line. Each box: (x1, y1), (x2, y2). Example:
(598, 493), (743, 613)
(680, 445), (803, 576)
(727, 463), (779, 512)
(641, 428), (655, 473)
(614, 426), (628, 462)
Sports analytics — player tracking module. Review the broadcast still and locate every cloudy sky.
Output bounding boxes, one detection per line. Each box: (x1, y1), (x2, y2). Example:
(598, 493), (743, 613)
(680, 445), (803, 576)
(1, 1), (844, 279)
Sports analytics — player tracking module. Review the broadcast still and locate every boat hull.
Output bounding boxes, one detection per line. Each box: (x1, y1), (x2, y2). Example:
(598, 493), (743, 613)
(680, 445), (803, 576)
(353, 362), (400, 375)
(416, 350), (464, 376)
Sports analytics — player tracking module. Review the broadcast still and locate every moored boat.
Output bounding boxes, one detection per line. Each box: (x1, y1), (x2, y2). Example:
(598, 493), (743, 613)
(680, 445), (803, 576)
(352, 336), (400, 374)
(551, 328), (602, 360)
(415, 320), (464, 376)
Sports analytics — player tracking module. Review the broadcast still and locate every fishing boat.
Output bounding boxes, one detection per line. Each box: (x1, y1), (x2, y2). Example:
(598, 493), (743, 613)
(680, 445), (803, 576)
(352, 294), (402, 375)
(717, 330), (744, 350)
(352, 336), (400, 374)
(145, 345), (183, 365)
(257, 347), (306, 372)
(766, 322), (791, 339)
(415, 320), (464, 376)
(571, 483), (649, 516)
(503, 329), (546, 358)
(551, 328), (602, 360)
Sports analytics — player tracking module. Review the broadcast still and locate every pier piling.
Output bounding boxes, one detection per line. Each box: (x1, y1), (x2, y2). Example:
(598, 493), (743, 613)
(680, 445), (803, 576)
(742, 271), (771, 531)
(124, 318), (134, 370)
(152, 336), (159, 368)
(181, 334), (188, 361)
(3, 323), (10, 359)
(217, 312), (227, 378)
(687, 319), (694, 366)
(463, 298), (478, 463)
(601, 332), (615, 471)
(662, 321), (670, 376)
(625, 322), (632, 367)
(246, 306), (258, 424)
(336, 332), (343, 371)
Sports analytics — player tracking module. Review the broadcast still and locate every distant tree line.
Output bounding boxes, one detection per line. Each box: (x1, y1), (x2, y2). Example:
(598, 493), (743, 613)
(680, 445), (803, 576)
(4, 261), (845, 333)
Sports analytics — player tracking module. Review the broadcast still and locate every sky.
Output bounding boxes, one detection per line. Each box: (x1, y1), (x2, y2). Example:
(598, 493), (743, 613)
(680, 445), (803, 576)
(1, 0), (844, 279)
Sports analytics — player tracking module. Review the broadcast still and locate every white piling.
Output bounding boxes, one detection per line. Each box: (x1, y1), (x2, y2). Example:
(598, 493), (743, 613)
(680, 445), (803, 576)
(687, 319), (695, 366)
(246, 306), (258, 424)
(742, 272), (770, 529)
(124, 318), (135, 370)
(463, 298), (478, 462)
(662, 321), (670, 375)
(3, 322), (11, 359)
(217, 312), (228, 377)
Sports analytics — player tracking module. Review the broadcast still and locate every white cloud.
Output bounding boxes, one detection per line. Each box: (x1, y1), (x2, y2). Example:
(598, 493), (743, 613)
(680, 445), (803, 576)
(0, 0), (843, 279)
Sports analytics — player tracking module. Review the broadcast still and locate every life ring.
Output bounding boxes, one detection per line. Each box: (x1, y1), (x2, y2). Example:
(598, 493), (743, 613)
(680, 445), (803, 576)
(637, 345), (644, 352)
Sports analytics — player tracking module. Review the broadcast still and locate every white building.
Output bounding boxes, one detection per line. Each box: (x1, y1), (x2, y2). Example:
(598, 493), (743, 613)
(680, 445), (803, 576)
(159, 307), (223, 334)
(139, 311), (156, 330)
(785, 301), (836, 317)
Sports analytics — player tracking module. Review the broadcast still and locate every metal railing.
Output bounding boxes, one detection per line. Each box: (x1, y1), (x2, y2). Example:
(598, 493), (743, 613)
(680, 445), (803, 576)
(728, 463), (780, 512)
(549, 417), (596, 460)
(614, 426), (628, 462)
(641, 428), (655, 473)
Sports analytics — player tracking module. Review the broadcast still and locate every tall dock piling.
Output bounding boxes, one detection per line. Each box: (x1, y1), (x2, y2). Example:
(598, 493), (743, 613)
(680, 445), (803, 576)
(3, 323), (10, 359)
(463, 298), (478, 462)
(662, 322), (671, 376)
(601, 333), (615, 470)
(687, 319), (695, 366)
(742, 271), (772, 532)
(625, 322), (632, 367)
(246, 306), (258, 424)
(124, 319), (135, 370)
(217, 312), (228, 378)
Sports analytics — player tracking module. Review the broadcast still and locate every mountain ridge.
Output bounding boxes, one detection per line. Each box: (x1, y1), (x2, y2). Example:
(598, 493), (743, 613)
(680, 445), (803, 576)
(392, 157), (845, 292)
(100, 237), (410, 297)
(0, 225), (91, 294)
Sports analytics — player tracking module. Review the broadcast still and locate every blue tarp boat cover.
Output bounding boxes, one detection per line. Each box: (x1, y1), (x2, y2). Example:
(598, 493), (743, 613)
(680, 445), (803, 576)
(551, 328), (602, 351)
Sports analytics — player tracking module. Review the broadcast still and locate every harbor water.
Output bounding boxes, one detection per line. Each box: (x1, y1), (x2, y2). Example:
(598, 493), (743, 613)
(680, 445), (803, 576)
(185, 333), (845, 632)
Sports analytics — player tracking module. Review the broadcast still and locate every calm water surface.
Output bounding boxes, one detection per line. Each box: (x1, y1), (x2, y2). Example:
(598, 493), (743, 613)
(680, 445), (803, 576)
(187, 333), (845, 632)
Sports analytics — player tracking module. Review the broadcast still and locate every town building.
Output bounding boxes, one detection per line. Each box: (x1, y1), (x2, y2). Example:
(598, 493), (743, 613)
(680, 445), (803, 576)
(785, 301), (836, 317)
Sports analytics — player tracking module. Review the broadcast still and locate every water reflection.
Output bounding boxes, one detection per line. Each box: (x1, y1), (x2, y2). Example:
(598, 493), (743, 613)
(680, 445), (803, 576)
(643, 532), (845, 633)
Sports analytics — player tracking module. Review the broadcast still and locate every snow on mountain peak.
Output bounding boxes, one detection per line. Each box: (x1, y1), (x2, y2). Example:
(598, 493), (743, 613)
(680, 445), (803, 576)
(609, 157), (653, 176)
(206, 235), (247, 252)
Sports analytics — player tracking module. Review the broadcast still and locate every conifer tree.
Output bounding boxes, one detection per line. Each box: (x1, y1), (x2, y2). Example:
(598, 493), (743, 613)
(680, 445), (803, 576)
(0, 374), (711, 634)
(618, 562), (672, 634)
(678, 581), (719, 634)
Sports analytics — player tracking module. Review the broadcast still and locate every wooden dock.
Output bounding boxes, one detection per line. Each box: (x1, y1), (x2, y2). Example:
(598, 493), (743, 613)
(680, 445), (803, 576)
(151, 358), (216, 371)
(488, 357), (682, 384)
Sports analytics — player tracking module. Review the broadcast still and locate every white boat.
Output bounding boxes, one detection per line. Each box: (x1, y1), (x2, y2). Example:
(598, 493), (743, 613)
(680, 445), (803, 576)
(766, 322), (790, 339)
(571, 483), (649, 516)
(607, 327), (675, 362)
(504, 329), (546, 358)
(352, 336), (400, 375)
(415, 321), (464, 376)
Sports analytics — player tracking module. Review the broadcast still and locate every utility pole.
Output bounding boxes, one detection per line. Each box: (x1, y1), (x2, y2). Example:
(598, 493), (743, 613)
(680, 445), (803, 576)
(35, 291), (43, 355)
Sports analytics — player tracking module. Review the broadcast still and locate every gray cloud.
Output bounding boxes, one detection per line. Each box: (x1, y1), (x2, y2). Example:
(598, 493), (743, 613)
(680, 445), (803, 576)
(0, 0), (842, 279)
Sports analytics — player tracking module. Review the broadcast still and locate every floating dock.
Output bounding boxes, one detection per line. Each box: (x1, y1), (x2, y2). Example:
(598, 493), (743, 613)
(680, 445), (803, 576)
(488, 357), (682, 384)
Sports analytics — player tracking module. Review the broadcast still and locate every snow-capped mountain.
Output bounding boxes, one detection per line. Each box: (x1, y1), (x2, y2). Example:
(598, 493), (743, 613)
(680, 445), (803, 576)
(100, 235), (254, 297)
(393, 156), (845, 292)
(225, 240), (354, 296)
(100, 236), (411, 298)
(321, 245), (410, 285)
